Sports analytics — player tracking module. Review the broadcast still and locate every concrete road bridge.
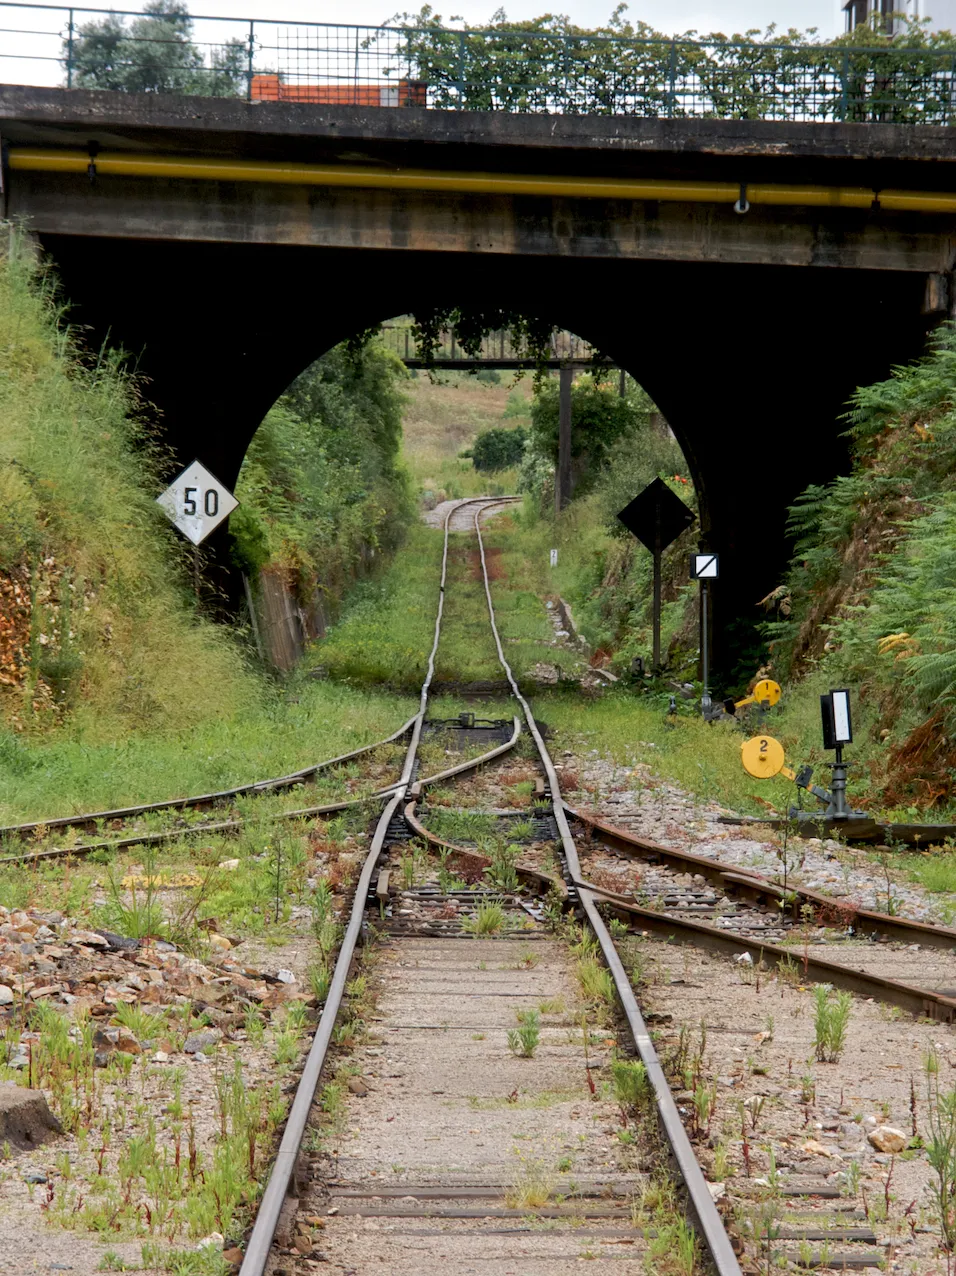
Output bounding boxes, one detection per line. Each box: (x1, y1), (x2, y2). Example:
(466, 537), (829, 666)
(2, 80), (955, 670)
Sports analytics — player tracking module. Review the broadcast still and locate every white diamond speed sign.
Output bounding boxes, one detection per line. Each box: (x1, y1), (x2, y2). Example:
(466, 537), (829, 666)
(156, 460), (238, 546)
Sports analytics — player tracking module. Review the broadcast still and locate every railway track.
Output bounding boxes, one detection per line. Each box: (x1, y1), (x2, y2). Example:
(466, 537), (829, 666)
(237, 497), (742, 1276)
(224, 494), (956, 1275)
(18, 494), (956, 1272)
(0, 725), (415, 866)
(568, 810), (956, 1021)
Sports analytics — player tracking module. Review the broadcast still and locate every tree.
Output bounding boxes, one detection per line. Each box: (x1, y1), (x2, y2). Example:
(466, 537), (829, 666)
(231, 338), (412, 583)
(67, 1), (246, 96)
(529, 374), (640, 498)
(470, 426), (527, 472)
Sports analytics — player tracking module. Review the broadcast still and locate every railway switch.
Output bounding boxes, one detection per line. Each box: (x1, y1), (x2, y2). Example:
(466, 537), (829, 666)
(741, 688), (867, 823)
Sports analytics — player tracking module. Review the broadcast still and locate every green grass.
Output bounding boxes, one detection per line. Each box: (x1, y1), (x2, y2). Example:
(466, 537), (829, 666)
(462, 899), (507, 934)
(309, 521), (514, 689)
(306, 522), (440, 688)
(424, 808), (501, 843)
(0, 676), (414, 824)
(436, 535), (506, 682)
(0, 244), (257, 743)
(883, 848), (956, 904)
(0, 791), (372, 941)
(480, 515), (572, 677)
(536, 690), (800, 816)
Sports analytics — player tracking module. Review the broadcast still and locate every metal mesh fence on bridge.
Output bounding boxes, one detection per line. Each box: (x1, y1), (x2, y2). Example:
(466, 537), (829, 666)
(2, 3), (956, 123)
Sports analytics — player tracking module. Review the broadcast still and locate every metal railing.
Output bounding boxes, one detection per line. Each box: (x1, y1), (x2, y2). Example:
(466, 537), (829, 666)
(2, 3), (956, 123)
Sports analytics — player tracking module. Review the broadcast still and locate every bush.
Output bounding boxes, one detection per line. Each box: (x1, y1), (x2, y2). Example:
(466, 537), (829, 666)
(768, 323), (956, 746)
(231, 339), (414, 593)
(471, 426), (527, 472)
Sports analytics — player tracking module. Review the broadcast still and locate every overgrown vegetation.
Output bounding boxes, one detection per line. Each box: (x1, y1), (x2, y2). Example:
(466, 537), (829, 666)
(0, 240), (416, 821)
(231, 339), (414, 612)
(525, 373), (643, 501)
(813, 985), (852, 1063)
(390, 8), (956, 123)
(766, 323), (956, 808)
(65, 1), (956, 129)
(469, 425), (527, 473)
(0, 240), (250, 738)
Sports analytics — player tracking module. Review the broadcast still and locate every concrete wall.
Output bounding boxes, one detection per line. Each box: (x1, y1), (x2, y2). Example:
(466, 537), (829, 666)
(897, 0), (956, 30)
(850, 0), (956, 31)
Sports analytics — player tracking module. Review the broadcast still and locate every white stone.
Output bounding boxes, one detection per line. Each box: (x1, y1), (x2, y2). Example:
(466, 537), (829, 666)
(867, 1126), (907, 1154)
(0, 986), (13, 1006)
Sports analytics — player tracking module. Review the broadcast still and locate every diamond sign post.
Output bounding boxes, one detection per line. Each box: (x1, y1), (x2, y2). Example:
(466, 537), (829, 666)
(156, 460), (239, 546)
(617, 478), (695, 672)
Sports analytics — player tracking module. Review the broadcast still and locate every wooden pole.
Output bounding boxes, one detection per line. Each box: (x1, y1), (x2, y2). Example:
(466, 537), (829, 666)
(556, 365), (573, 515)
(242, 571), (265, 661)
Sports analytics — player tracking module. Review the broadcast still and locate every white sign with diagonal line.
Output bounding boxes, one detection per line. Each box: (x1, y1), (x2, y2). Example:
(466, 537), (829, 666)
(690, 553), (719, 580)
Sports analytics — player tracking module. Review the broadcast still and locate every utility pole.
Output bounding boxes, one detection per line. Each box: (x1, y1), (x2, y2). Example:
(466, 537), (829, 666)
(555, 365), (572, 515)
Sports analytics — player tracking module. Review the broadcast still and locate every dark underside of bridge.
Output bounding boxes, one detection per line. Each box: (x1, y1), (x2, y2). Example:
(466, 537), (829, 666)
(2, 85), (953, 680)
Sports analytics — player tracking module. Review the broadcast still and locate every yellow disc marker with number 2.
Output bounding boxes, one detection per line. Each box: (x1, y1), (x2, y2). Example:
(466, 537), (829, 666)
(740, 735), (786, 779)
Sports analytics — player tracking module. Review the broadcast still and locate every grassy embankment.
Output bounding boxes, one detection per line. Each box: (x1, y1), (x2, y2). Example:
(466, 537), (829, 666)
(479, 506), (956, 826)
(0, 244), (415, 825)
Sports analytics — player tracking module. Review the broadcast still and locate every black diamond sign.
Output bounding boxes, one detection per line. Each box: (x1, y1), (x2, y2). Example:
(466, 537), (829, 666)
(617, 478), (695, 553)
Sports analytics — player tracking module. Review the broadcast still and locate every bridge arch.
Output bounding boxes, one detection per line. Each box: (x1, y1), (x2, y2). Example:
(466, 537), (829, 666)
(40, 231), (932, 676)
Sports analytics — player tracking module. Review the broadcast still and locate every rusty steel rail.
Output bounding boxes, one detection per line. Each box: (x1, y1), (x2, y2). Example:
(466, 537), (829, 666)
(718, 812), (956, 847)
(412, 714), (521, 788)
(471, 503), (744, 1276)
(592, 893), (956, 1024)
(570, 806), (956, 952)
(403, 797), (564, 897)
(0, 715), (418, 842)
(238, 496), (507, 1276)
(0, 796), (375, 867)
(0, 710), (523, 869)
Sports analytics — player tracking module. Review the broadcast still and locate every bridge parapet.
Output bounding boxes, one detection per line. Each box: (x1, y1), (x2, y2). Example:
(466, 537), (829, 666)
(4, 3), (956, 125)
